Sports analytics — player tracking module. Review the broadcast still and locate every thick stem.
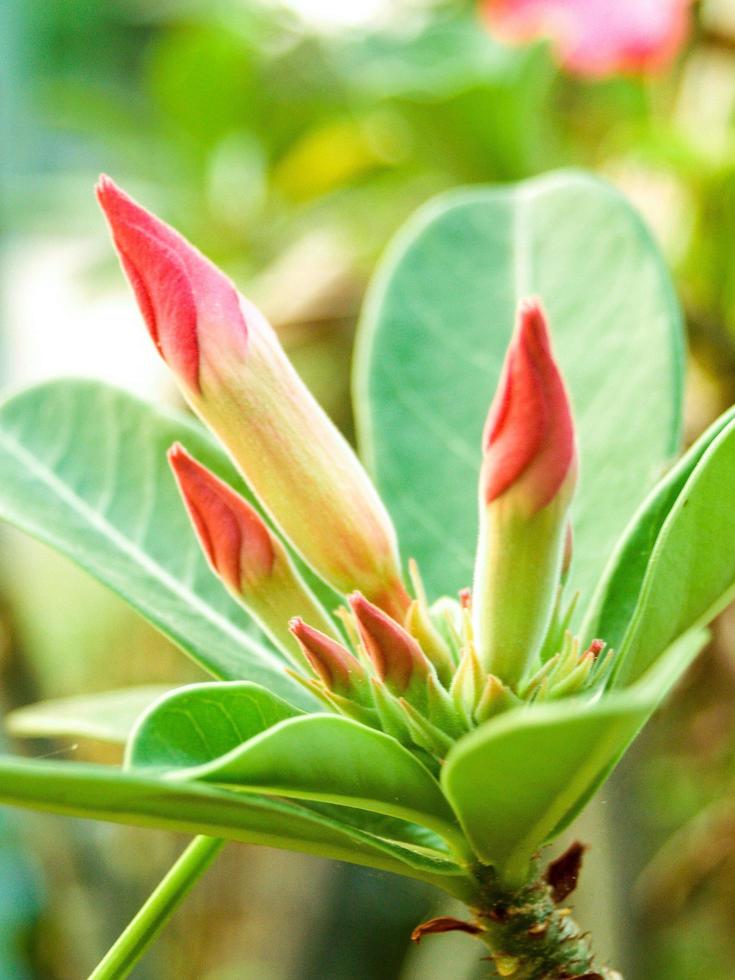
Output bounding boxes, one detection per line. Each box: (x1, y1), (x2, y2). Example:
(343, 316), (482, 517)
(469, 863), (621, 979)
(89, 835), (225, 980)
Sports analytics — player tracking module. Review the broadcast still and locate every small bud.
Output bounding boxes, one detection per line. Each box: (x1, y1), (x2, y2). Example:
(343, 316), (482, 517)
(169, 444), (334, 666)
(450, 642), (487, 726)
(349, 592), (434, 698)
(289, 618), (370, 703)
(474, 675), (521, 723)
(97, 177), (408, 618)
(397, 698), (454, 758)
(472, 300), (577, 687)
(404, 560), (455, 683)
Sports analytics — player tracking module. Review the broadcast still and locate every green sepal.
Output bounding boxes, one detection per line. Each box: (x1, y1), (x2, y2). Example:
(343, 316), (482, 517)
(441, 629), (706, 885)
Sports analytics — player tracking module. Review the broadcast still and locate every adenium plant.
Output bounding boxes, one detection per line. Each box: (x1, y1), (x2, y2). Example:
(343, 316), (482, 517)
(1, 171), (735, 979)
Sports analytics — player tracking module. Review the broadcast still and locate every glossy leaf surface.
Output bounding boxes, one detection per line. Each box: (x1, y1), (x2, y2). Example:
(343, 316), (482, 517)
(356, 172), (683, 604)
(168, 714), (464, 850)
(614, 417), (735, 685)
(582, 408), (735, 652)
(127, 682), (303, 769)
(0, 755), (473, 898)
(0, 380), (314, 708)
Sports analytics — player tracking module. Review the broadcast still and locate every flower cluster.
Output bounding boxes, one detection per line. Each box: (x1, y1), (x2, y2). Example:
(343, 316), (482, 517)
(98, 178), (609, 763)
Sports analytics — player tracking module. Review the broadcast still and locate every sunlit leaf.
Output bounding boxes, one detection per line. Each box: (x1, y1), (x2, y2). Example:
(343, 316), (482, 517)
(0, 755), (474, 899)
(0, 380), (314, 708)
(6, 687), (172, 744)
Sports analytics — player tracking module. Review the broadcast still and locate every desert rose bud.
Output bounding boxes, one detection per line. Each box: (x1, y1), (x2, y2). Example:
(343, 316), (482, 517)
(473, 300), (577, 687)
(169, 444), (334, 666)
(349, 593), (434, 703)
(289, 618), (371, 704)
(97, 177), (408, 619)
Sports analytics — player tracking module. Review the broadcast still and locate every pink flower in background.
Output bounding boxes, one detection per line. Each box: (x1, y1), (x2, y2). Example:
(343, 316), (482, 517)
(481, 0), (693, 77)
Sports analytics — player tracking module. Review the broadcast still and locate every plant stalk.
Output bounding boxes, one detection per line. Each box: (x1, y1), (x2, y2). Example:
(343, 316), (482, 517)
(89, 835), (225, 980)
(468, 862), (621, 979)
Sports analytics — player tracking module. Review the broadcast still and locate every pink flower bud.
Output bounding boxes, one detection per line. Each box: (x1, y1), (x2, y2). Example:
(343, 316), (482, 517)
(96, 177), (245, 393)
(289, 617), (368, 699)
(482, 299), (575, 516)
(349, 593), (432, 694)
(169, 444), (334, 665)
(98, 177), (408, 616)
(481, 0), (692, 79)
(473, 300), (577, 686)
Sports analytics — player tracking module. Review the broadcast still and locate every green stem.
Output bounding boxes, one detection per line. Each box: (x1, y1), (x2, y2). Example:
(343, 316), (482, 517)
(469, 864), (621, 979)
(89, 835), (225, 980)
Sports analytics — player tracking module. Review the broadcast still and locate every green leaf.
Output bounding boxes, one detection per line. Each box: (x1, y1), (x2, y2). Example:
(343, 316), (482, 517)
(6, 687), (173, 744)
(0, 379), (314, 709)
(160, 714), (466, 854)
(126, 682), (304, 769)
(614, 416), (735, 686)
(0, 756), (474, 899)
(441, 631), (704, 884)
(355, 171), (683, 605)
(582, 408), (735, 652)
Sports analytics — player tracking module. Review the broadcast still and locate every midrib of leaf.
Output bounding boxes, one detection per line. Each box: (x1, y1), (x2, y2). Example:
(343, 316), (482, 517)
(0, 428), (284, 676)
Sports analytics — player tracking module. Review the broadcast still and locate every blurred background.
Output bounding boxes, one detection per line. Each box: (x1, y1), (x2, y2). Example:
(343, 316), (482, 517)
(3, 0), (735, 976)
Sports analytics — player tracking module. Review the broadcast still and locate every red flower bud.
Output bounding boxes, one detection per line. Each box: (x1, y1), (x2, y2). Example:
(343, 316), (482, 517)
(96, 176), (245, 393)
(289, 618), (368, 698)
(482, 299), (576, 514)
(169, 444), (334, 664)
(349, 593), (432, 693)
(473, 300), (578, 686)
(98, 177), (408, 615)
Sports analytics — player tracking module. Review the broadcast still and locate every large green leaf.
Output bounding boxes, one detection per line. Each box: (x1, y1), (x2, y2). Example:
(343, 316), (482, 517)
(126, 681), (304, 768)
(441, 631), (704, 885)
(152, 714), (466, 854)
(0, 756), (474, 899)
(355, 172), (683, 604)
(6, 686), (173, 744)
(0, 379), (314, 709)
(614, 417), (735, 686)
(582, 407), (735, 653)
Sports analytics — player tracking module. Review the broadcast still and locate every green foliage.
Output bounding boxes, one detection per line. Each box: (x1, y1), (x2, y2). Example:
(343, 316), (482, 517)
(583, 407), (735, 652)
(614, 417), (735, 686)
(127, 682), (303, 768)
(441, 631), (706, 885)
(355, 171), (683, 603)
(3, 170), (735, 941)
(134, 712), (464, 851)
(0, 755), (472, 899)
(0, 379), (313, 708)
(6, 686), (172, 743)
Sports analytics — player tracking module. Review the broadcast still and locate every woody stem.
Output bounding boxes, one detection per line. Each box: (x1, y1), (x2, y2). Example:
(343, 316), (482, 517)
(468, 862), (621, 979)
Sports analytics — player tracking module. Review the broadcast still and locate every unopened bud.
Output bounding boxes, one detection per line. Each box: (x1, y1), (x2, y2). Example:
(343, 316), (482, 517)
(169, 444), (333, 666)
(97, 177), (408, 618)
(472, 300), (577, 687)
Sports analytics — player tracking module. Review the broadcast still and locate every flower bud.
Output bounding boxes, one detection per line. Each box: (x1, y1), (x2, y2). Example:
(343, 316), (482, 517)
(289, 618), (370, 703)
(168, 444), (334, 666)
(97, 177), (408, 618)
(349, 592), (433, 699)
(472, 300), (577, 687)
